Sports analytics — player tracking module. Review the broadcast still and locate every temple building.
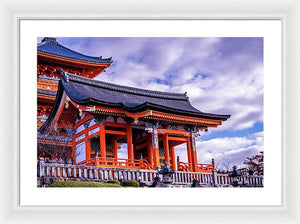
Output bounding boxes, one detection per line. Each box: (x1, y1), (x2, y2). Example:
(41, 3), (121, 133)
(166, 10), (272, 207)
(39, 69), (230, 172)
(37, 37), (112, 158)
(37, 37), (112, 128)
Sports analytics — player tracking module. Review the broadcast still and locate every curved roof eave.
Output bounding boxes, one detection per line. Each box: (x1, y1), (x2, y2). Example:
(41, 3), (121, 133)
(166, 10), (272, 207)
(37, 37), (113, 64)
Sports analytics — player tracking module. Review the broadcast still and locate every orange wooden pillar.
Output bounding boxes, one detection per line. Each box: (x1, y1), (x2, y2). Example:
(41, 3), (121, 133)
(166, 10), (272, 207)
(186, 137), (193, 166)
(147, 137), (154, 167)
(72, 136), (76, 164)
(99, 120), (106, 160)
(126, 124), (134, 161)
(170, 144), (176, 170)
(191, 150), (198, 172)
(163, 134), (170, 164)
(153, 148), (160, 169)
(112, 136), (118, 158)
(85, 128), (91, 160)
(133, 142), (137, 159)
(190, 132), (198, 172)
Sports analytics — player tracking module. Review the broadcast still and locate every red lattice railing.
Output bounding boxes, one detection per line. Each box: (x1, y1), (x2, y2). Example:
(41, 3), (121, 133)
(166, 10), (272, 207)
(77, 156), (153, 170)
(177, 161), (214, 173)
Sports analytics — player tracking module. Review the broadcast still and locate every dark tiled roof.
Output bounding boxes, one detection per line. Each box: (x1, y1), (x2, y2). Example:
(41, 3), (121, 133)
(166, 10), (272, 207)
(61, 72), (230, 120)
(37, 89), (57, 96)
(39, 71), (230, 133)
(37, 37), (112, 64)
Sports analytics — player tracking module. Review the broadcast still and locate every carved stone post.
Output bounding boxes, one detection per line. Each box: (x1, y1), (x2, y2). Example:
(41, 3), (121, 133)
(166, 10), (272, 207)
(37, 158), (45, 177)
(73, 168), (77, 178)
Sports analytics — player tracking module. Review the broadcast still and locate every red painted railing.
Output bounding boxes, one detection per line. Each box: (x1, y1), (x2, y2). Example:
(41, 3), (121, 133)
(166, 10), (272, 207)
(177, 161), (193, 172)
(77, 156), (153, 170)
(177, 161), (214, 173)
(197, 163), (214, 173)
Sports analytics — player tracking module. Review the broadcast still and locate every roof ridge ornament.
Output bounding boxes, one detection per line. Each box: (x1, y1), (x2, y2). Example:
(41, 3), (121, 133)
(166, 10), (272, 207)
(59, 69), (70, 82)
(41, 37), (58, 44)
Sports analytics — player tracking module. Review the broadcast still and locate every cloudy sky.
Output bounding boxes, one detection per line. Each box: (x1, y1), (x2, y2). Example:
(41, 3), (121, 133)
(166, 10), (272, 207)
(38, 37), (263, 170)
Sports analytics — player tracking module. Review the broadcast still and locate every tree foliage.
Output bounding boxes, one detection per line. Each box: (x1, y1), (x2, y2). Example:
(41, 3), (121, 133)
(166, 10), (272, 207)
(37, 125), (78, 164)
(243, 151), (264, 176)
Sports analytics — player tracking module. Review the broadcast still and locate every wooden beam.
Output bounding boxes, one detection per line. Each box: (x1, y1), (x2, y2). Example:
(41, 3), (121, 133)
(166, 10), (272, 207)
(171, 141), (186, 147)
(136, 142), (148, 150)
(105, 122), (127, 128)
(74, 129), (85, 138)
(116, 135), (126, 141)
(134, 135), (149, 145)
(75, 115), (93, 128)
(158, 128), (191, 137)
(87, 123), (99, 131)
(105, 130), (127, 136)
(168, 136), (188, 142)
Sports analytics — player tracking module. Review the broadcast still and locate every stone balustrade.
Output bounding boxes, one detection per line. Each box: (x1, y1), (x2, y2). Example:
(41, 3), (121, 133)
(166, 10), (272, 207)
(37, 159), (263, 187)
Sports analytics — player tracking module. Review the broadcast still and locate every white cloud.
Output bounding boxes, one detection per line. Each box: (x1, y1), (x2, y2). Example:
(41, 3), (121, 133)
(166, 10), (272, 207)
(174, 132), (263, 170)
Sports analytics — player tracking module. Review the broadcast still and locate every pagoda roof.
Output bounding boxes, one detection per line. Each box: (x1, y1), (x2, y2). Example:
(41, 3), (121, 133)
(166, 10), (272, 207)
(39, 71), (230, 134)
(62, 72), (230, 120)
(37, 37), (113, 64)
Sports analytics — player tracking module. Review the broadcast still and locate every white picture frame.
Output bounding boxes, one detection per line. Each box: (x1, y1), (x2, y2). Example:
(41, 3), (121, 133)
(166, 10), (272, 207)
(0, 0), (298, 223)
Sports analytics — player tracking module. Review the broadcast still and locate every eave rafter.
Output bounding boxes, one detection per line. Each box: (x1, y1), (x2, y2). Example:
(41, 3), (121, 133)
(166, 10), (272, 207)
(38, 51), (112, 68)
(69, 100), (223, 127)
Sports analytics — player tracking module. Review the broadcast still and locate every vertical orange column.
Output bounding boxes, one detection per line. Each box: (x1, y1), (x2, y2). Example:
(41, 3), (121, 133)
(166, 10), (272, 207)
(99, 120), (106, 159)
(112, 136), (118, 158)
(170, 144), (176, 170)
(133, 142), (137, 159)
(86, 140), (91, 160)
(153, 148), (160, 169)
(190, 132), (198, 172)
(163, 134), (170, 164)
(72, 136), (76, 164)
(126, 124), (134, 161)
(186, 137), (192, 166)
(192, 151), (198, 172)
(147, 137), (154, 167)
(85, 129), (91, 160)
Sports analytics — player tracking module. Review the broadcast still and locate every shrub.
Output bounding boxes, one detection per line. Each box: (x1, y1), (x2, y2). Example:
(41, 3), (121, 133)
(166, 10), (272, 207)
(107, 179), (121, 186)
(48, 180), (120, 188)
(122, 180), (139, 187)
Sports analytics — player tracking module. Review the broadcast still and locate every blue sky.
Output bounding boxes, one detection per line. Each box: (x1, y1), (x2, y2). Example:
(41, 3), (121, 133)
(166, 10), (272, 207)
(38, 37), (264, 169)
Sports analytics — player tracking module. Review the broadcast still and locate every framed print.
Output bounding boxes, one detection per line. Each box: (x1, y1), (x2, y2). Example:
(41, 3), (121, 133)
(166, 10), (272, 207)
(0, 0), (299, 223)
(19, 20), (280, 206)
